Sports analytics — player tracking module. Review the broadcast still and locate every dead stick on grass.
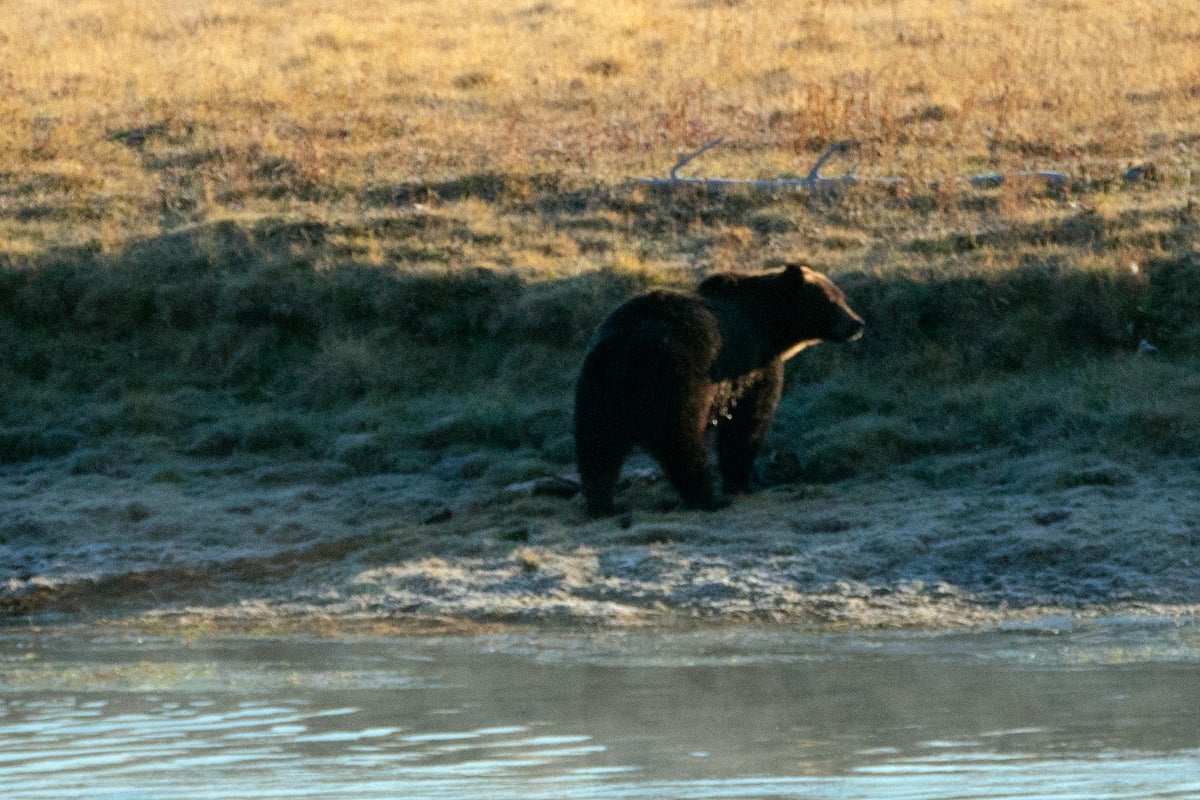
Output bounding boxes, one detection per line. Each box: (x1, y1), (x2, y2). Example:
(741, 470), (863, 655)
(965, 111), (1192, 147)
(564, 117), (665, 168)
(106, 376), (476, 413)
(642, 139), (889, 193)
(669, 137), (727, 180)
(640, 139), (1093, 193)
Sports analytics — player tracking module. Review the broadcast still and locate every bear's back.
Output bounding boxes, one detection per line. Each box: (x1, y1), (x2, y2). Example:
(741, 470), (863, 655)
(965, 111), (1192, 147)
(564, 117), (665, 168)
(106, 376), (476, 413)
(589, 289), (716, 351)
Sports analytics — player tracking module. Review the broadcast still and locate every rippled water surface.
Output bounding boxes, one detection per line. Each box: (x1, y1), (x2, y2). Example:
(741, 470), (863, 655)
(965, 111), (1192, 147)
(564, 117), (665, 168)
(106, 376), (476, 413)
(3, 619), (1200, 799)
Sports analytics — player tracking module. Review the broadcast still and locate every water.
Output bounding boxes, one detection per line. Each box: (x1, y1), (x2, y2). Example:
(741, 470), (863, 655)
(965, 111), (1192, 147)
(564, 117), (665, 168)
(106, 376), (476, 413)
(2, 620), (1200, 799)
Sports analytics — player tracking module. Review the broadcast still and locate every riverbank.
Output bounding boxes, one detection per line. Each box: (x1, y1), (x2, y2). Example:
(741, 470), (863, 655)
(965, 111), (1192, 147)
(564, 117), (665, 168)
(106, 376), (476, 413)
(5, 443), (1200, 633)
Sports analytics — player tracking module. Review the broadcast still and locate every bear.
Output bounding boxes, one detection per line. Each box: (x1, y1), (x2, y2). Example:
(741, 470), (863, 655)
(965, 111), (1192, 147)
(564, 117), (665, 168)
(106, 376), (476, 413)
(574, 263), (864, 517)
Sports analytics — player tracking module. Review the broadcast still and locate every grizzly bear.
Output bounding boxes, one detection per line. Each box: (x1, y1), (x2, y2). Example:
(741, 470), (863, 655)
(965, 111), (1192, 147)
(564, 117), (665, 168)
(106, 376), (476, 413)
(574, 264), (863, 517)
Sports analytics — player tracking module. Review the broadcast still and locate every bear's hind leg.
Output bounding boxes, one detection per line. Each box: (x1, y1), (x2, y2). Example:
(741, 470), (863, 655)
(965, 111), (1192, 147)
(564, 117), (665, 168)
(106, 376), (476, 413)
(578, 436), (631, 518)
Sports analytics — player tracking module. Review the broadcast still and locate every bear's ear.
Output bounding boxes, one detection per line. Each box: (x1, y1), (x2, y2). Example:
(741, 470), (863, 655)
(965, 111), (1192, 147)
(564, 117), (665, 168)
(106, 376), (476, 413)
(783, 262), (811, 282)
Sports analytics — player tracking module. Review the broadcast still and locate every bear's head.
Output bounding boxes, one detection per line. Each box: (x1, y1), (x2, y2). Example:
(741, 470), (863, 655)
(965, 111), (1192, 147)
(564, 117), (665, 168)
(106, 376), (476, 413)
(697, 263), (864, 358)
(784, 263), (864, 344)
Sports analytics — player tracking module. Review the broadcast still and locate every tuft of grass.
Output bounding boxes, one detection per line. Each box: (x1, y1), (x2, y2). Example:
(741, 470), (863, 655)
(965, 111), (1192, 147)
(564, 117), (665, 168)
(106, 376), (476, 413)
(332, 433), (394, 476)
(241, 413), (320, 454)
(1052, 462), (1135, 490)
(0, 427), (79, 464)
(416, 401), (569, 452)
(484, 455), (560, 487)
(305, 336), (379, 408)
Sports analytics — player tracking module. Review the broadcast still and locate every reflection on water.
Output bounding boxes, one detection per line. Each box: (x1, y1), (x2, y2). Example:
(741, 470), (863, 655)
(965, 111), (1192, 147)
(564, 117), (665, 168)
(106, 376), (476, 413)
(2, 620), (1200, 799)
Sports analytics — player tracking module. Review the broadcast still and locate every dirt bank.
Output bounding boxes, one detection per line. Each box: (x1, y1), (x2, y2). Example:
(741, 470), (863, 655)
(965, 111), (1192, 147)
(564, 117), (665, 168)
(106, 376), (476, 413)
(4, 448), (1200, 632)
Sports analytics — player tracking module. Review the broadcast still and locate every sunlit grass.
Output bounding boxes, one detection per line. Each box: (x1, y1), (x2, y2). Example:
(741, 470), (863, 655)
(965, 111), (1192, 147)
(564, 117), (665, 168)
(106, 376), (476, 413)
(4, 0), (1199, 252)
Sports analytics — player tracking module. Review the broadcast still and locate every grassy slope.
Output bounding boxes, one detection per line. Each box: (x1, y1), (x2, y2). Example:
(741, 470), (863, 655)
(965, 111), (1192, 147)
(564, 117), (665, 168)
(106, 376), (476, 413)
(2, 0), (1200, 497)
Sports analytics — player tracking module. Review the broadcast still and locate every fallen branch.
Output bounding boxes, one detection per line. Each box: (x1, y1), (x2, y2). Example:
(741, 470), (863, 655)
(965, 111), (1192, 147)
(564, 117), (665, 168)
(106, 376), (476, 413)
(640, 139), (877, 193)
(968, 170), (1069, 188)
(637, 140), (1132, 194)
(669, 137), (726, 180)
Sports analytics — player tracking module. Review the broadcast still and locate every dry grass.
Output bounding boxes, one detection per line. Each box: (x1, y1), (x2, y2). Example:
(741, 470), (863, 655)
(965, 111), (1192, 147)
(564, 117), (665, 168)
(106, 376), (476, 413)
(2, 0), (1200, 491)
(3, 0), (1199, 256)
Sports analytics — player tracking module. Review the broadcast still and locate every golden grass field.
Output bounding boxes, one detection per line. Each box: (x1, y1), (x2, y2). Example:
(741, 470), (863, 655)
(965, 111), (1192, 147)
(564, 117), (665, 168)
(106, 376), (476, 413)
(4, 0), (1199, 259)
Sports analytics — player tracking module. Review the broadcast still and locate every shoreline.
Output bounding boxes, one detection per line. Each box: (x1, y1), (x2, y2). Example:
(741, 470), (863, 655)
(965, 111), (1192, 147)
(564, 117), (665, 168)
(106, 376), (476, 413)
(8, 603), (1200, 643)
(6, 448), (1200, 635)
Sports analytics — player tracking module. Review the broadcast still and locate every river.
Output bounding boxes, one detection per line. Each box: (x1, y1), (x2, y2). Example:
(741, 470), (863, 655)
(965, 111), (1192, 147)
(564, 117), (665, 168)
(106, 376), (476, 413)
(2, 618), (1199, 799)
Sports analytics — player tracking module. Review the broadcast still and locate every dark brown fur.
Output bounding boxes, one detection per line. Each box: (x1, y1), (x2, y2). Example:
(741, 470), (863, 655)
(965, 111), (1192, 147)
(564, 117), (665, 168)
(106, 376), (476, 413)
(575, 264), (863, 517)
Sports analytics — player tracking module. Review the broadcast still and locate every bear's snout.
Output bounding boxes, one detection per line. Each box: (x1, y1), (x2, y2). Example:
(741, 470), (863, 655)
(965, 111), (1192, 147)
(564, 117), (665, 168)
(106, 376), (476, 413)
(835, 307), (865, 342)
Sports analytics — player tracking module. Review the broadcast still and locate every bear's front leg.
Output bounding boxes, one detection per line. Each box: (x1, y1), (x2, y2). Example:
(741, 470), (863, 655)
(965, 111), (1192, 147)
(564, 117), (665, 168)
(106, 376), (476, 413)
(646, 433), (730, 510)
(717, 363), (784, 494)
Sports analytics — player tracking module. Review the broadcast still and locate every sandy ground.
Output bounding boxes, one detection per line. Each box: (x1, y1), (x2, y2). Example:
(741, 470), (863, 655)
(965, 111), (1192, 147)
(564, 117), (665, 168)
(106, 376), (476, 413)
(4, 448), (1200, 632)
